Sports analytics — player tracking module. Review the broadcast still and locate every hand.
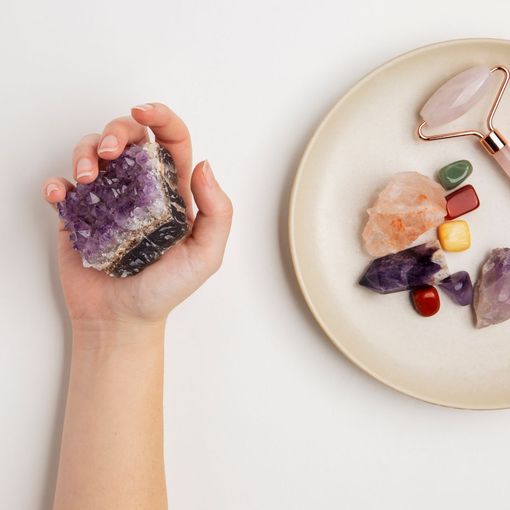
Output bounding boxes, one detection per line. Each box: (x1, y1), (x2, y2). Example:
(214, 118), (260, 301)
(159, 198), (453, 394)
(42, 103), (233, 332)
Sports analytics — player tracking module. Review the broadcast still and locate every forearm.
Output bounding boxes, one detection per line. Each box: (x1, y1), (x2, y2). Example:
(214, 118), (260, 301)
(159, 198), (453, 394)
(53, 322), (167, 510)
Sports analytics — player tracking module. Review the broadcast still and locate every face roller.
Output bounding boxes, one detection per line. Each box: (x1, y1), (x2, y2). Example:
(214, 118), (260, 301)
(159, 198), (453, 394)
(417, 65), (510, 177)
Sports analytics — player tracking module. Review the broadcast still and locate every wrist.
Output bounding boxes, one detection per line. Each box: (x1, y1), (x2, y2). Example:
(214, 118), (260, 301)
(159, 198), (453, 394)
(71, 318), (166, 351)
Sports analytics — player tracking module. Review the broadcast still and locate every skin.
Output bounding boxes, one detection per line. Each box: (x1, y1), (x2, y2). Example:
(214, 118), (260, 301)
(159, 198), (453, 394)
(42, 103), (233, 510)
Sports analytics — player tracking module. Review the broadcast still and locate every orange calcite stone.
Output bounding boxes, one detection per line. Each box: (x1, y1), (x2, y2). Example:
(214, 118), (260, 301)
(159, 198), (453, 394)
(362, 172), (447, 257)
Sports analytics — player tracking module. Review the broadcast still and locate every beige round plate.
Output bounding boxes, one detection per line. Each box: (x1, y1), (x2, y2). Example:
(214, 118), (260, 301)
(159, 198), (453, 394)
(289, 38), (510, 409)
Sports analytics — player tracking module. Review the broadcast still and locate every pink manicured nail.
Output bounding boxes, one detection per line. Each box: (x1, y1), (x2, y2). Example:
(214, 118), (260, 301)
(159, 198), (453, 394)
(133, 103), (154, 112)
(76, 158), (93, 179)
(46, 183), (60, 198)
(202, 160), (214, 187)
(98, 135), (118, 153)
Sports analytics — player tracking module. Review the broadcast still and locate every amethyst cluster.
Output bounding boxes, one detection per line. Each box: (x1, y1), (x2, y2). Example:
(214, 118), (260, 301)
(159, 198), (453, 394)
(58, 142), (189, 277)
(474, 249), (510, 328)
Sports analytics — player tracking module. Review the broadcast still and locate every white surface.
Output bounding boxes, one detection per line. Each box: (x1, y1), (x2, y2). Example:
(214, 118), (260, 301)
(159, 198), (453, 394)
(3, 1), (510, 509)
(290, 39), (510, 409)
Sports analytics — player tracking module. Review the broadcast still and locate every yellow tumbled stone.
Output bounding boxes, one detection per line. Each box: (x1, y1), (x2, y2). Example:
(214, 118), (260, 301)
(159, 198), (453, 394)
(437, 220), (471, 252)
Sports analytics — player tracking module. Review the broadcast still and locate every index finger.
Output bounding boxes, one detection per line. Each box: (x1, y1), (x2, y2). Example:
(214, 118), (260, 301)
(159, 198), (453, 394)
(131, 103), (193, 213)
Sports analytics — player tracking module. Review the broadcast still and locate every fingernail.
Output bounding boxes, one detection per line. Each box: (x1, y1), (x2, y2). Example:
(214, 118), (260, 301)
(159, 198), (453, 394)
(98, 135), (118, 153)
(46, 183), (60, 198)
(76, 158), (93, 179)
(202, 160), (215, 187)
(133, 103), (154, 112)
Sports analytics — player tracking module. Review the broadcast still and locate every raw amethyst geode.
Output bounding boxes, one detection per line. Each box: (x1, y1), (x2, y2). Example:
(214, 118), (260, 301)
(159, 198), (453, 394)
(58, 142), (189, 277)
(474, 248), (510, 328)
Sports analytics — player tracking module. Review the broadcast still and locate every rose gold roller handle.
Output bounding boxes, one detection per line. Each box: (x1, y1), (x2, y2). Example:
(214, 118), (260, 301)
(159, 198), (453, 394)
(481, 130), (510, 178)
(492, 147), (510, 177)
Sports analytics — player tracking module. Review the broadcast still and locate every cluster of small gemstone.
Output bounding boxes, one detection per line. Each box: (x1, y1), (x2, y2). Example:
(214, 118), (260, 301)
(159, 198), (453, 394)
(437, 161), (479, 252)
(359, 159), (481, 320)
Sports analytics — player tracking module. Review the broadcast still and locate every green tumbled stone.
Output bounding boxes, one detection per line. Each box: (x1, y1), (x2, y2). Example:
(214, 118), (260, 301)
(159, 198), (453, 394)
(438, 160), (473, 190)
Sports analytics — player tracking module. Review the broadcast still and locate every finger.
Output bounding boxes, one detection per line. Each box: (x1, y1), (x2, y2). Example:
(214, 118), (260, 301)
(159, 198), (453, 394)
(186, 161), (233, 274)
(97, 116), (148, 160)
(42, 177), (74, 205)
(73, 133), (100, 183)
(131, 103), (193, 211)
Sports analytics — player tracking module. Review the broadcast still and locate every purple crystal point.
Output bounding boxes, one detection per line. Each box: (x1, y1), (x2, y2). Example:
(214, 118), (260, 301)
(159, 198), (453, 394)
(439, 271), (473, 306)
(474, 248), (510, 328)
(58, 142), (189, 277)
(359, 241), (449, 294)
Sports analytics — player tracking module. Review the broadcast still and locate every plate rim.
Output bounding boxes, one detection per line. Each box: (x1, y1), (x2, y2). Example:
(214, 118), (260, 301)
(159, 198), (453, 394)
(288, 37), (510, 410)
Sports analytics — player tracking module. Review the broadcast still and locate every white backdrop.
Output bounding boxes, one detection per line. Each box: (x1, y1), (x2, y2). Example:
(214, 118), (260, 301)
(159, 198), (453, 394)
(2, 1), (510, 509)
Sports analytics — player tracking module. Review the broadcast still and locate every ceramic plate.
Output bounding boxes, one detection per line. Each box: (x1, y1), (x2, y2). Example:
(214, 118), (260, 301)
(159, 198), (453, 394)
(289, 38), (510, 409)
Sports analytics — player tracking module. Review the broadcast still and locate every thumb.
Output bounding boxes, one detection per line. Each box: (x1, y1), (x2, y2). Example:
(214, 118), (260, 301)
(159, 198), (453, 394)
(187, 160), (233, 273)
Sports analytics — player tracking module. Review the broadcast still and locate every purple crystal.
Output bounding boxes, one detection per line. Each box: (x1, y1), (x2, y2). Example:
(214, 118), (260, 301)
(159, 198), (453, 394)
(58, 142), (189, 277)
(474, 248), (510, 328)
(359, 241), (449, 294)
(438, 271), (473, 306)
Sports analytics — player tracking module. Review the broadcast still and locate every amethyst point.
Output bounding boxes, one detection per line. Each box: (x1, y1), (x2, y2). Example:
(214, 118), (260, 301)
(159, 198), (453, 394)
(359, 241), (449, 294)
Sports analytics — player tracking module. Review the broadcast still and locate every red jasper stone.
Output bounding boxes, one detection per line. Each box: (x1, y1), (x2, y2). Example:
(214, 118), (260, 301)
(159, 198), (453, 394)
(445, 184), (480, 220)
(411, 286), (440, 317)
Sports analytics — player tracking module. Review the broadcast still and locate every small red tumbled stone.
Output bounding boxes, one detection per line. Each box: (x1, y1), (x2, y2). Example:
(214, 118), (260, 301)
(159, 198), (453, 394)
(411, 286), (440, 317)
(445, 184), (480, 220)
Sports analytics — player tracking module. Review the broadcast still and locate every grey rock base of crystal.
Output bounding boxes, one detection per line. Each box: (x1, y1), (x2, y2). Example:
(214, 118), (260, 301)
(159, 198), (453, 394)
(109, 195), (189, 277)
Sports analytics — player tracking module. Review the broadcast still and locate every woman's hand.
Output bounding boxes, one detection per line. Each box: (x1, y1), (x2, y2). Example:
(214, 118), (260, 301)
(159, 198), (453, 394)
(42, 103), (233, 333)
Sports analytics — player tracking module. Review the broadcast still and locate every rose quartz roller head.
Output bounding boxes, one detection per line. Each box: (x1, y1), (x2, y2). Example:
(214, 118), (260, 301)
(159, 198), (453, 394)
(417, 65), (510, 177)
